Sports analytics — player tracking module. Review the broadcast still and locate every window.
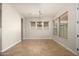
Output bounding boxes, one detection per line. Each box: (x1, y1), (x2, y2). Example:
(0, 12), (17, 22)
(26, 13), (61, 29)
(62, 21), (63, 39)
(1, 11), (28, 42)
(44, 21), (49, 27)
(37, 21), (42, 29)
(31, 21), (36, 27)
(59, 11), (68, 39)
(53, 19), (58, 36)
(30, 21), (36, 29)
(30, 21), (49, 30)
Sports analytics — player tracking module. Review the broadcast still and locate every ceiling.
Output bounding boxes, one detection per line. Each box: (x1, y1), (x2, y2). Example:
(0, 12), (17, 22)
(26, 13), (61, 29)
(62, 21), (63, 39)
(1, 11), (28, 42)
(10, 3), (70, 18)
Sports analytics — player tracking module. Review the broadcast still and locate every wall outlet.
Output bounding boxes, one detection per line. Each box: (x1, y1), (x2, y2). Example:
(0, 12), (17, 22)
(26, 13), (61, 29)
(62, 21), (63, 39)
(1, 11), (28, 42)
(77, 21), (79, 24)
(77, 34), (79, 37)
(77, 48), (79, 51)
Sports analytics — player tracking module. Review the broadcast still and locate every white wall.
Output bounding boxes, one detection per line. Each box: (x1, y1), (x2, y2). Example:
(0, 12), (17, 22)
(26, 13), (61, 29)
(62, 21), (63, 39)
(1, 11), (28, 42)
(0, 3), (2, 52)
(76, 3), (79, 55)
(2, 4), (21, 52)
(23, 17), (53, 39)
(0, 26), (1, 52)
(0, 27), (1, 52)
(53, 3), (77, 55)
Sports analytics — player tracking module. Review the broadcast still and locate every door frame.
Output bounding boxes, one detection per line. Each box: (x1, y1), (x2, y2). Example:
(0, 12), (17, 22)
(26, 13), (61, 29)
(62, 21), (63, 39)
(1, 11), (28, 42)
(21, 18), (23, 41)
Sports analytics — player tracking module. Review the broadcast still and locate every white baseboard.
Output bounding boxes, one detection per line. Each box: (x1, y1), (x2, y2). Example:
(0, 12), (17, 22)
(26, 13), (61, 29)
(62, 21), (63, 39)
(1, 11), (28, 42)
(23, 37), (53, 40)
(53, 39), (77, 55)
(1, 40), (21, 52)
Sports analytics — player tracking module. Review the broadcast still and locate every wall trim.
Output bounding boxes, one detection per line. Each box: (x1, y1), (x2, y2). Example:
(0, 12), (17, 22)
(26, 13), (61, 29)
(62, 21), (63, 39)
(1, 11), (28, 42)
(23, 38), (53, 40)
(1, 40), (21, 52)
(52, 39), (77, 55)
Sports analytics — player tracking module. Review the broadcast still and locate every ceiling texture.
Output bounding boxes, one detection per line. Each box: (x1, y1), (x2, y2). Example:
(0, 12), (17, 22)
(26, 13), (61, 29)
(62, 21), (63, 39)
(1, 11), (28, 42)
(10, 3), (71, 18)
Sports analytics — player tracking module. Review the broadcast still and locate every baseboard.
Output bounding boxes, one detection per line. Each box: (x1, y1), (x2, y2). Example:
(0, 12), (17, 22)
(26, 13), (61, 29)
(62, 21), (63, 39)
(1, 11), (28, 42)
(1, 40), (21, 52)
(23, 37), (53, 40)
(53, 39), (77, 55)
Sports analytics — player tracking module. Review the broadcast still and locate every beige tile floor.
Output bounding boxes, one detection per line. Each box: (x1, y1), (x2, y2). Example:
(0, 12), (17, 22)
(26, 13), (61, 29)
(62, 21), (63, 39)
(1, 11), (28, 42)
(1, 39), (75, 56)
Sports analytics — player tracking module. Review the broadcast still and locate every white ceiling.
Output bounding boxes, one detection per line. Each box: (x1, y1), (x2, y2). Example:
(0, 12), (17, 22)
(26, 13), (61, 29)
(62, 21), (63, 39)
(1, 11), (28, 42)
(10, 3), (70, 17)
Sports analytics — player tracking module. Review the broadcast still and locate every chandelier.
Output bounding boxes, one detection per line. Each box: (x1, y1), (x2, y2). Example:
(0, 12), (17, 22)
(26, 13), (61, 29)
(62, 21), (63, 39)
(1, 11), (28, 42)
(38, 9), (42, 19)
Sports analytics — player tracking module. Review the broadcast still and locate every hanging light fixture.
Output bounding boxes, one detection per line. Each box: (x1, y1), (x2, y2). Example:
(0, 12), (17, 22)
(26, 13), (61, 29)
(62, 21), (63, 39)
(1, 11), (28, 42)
(38, 9), (42, 19)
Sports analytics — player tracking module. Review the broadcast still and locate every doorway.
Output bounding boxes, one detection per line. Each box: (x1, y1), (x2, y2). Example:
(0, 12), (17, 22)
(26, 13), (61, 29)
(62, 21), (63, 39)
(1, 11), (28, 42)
(21, 18), (23, 41)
